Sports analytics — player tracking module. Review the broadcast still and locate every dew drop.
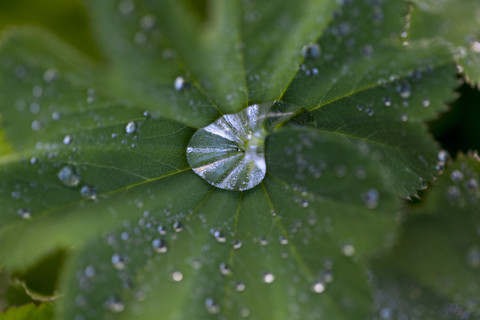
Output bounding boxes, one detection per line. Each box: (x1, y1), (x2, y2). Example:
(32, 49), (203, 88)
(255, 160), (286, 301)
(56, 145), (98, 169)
(105, 296), (125, 313)
(174, 76), (186, 91)
(301, 43), (321, 58)
(232, 240), (243, 250)
(211, 229), (226, 243)
(468, 246), (480, 268)
(342, 243), (355, 256)
(80, 185), (97, 200)
(84, 265), (96, 278)
(205, 298), (220, 314)
(383, 97), (392, 107)
(173, 221), (183, 232)
(235, 281), (246, 292)
(278, 235), (288, 245)
(171, 271), (183, 282)
(118, 0), (134, 15)
(17, 208), (31, 220)
(400, 114), (408, 122)
(125, 121), (136, 134)
(157, 224), (167, 235)
(43, 68), (58, 82)
(58, 166), (81, 187)
(262, 272), (275, 284)
(219, 262), (232, 275)
(451, 170), (464, 182)
(311, 281), (326, 293)
(186, 103), (269, 191)
(422, 99), (430, 107)
(152, 238), (167, 253)
(140, 14), (156, 30)
(112, 253), (127, 270)
(63, 135), (72, 145)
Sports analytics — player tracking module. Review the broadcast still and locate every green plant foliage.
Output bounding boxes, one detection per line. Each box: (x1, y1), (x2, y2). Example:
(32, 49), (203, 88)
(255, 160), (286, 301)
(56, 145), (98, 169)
(372, 154), (480, 318)
(0, 303), (52, 320)
(0, 0), (477, 319)
(409, 0), (480, 84)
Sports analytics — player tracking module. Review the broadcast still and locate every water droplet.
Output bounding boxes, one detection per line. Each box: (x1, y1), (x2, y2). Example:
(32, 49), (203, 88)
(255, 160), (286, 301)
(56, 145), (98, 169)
(438, 150), (450, 164)
(63, 135), (72, 145)
(105, 296), (125, 313)
(446, 185), (461, 202)
(301, 43), (321, 58)
(400, 114), (408, 122)
(112, 253), (127, 270)
(173, 221), (183, 232)
(235, 281), (246, 292)
(80, 185), (97, 200)
(174, 76), (186, 91)
(157, 224), (167, 235)
(232, 240), (243, 250)
(342, 243), (355, 256)
(43, 68), (58, 82)
(204, 298), (220, 315)
(422, 99), (430, 107)
(451, 170), (464, 182)
(125, 121), (136, 134)
(311, 281), (326, 293)
(396, 81), (411, 99)
(52, 111), (62, 120)
(262, 272), (275, 284)
(17, 208), (31, 220)
(31, 120), (42, 131)
(219, 262), (232, 275)
(140, 14), (156, 30)
(468, 246), (480, 268)
(58, 166), (81, 187)
(118, 0), (134, 15)
(171, 271), (183, 282)
(186, 103), (269, 191)
(152, 238), (167, 253)
(365, 108), (374, 116)
(383, 97), (392, 107)
(84, 265), (96, 278)
(278, 235), (288, 245)
(211, 229), (226, 243)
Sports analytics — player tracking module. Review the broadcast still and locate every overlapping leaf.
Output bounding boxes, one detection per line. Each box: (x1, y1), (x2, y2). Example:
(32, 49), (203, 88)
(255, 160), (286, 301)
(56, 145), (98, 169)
(372, 155), (480, 319)
(0, 0), (466, 319)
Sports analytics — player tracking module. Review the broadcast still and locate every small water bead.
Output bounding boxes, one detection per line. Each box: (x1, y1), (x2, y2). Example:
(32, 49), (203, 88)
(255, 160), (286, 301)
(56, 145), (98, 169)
(219, 262), (232, 275)
(140, 14), (156, 30)
(356, 104), (364, 111)
(43, 68), (58, 83)
(105, 296), (125, 313)
(173, 221), (183, 232)
(451, 170), (464, 182)
(112, 254), (127, 270)
(235, 281), (246, 292)
(32, 85), (43, 98)
(17, 208), (31, 220)
(205, 298), (220, 314)
(365, 108), (374, 116)
(422, 99), (430, 107)
(52, 111), (62, 120)
(301, 43), (321, 58)
(311, 281), (326, 293)
(125, 121), (136, 134)
(400, 114), (408, 122)
(446, 185), (461, 202)
(84, 265), (96, 278)
(211, 229), (226, 243)
(32, 120), (42, 131)
(383, 97), (392, 107)
(118, 0), (134, 15)
(171, 271), (183, 282)
(121, 232), (129, 241)
(262, 272), (275, 284)
(63, 135), (72, 145)
(152, 238), (168, 253)
(157, 224), (167, 235)
(438, 150), (450, 164)
(364, 189), (379, 209)
(279, 235), (288, 245)
(232, 240), (243, 250)
(468, 246), (480, 268)
(86, 88), (96, 104)
(396, 82), (411, 99)
(342, 243), (355, 256)
(58, 166), (81, 187)
(259, 237), (268, 246)
(174, 76), (186, 91)
(80, 185), (97, 200)
(466, 178), (479, 191)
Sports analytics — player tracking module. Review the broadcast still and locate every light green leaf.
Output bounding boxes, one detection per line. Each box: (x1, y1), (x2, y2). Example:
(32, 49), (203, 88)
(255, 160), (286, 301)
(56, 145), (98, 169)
(0, 303), (52, 320)
(0, 0), (463, 318)
(371, 155), (480, 317)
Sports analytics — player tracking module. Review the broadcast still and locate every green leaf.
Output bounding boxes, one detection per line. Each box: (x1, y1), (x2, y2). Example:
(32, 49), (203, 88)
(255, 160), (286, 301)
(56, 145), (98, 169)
(0, 303), (52, 320)
(0, 0), (464, 318)
(371, 154), (480, 318)
(408, 0), (480, 84)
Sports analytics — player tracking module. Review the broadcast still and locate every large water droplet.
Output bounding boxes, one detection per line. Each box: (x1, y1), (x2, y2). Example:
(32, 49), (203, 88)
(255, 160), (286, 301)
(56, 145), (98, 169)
(186, 104), (270, 191)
